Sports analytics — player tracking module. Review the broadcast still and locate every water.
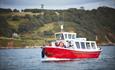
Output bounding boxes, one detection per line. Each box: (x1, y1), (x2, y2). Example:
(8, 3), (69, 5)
(0, 46), (115, 70)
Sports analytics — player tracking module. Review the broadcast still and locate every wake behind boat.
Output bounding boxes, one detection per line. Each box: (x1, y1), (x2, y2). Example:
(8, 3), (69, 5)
(41, 58), (72, 62)
(41, 25), (102, 60)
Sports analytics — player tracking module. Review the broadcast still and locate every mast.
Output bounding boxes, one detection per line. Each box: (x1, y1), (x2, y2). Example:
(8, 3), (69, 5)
(55, 11), (65, 32)
(61, 24), (64, 32)
(60, 12), (64, 32)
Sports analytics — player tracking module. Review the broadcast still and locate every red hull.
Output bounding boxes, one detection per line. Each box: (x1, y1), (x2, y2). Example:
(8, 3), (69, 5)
(44, 47), (101, 59)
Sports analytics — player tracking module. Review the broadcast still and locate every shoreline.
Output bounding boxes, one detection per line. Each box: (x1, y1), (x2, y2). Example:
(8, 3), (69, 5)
(0, 46), (42, 49)
(0, 45), (115, 49)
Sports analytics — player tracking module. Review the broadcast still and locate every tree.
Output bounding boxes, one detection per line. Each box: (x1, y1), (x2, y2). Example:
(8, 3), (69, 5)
(0, 8), (12, 12)
(13, 9), (19, 12)
(80, 6), (85, 10)
(0, 16), (13, 37)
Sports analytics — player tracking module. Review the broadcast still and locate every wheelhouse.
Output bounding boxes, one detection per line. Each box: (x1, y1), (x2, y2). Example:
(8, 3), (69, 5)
(55, 32), (76, 40)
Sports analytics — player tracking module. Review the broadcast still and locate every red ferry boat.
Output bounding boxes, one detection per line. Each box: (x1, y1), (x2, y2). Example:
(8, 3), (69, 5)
(41, 25), (102, 60)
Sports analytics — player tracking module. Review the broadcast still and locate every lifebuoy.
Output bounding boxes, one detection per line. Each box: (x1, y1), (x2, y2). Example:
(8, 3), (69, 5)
(55, 42), (59, 46)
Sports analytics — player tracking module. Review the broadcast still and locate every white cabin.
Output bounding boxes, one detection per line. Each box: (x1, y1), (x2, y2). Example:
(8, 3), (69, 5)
(50, 31), (100, 51)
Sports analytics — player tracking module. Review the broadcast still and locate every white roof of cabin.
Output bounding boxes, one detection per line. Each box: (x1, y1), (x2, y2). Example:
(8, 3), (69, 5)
(55, 32), (76, 34)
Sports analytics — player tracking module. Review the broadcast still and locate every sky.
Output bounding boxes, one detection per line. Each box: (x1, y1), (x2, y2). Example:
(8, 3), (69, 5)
(0, 0), (115, 10)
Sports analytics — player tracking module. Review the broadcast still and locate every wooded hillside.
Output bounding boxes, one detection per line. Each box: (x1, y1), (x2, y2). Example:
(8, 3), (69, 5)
(0, 6), (115, 47)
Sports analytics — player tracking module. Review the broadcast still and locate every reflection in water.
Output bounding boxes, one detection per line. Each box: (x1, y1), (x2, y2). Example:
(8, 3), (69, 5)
(0, 46), (115, 70)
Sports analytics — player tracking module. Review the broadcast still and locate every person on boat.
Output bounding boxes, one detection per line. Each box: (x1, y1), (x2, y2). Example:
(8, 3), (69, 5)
(46, 42), (52, 46)
(58, 41), (66, 48)
(48, 43), (52, 46)
(41, 46), (45, 58)
(66, 41), (73, 48)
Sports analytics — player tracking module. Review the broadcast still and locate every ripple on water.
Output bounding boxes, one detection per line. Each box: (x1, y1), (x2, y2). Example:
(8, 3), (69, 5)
(0, 46), (115, 70)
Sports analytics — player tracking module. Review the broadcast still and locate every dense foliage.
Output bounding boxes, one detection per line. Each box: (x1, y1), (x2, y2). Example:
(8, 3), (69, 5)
(0, 6), (115, 43)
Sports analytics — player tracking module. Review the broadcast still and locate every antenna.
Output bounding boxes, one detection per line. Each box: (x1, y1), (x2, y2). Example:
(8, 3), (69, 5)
(55, 11), (64, 32)
(60, 12), (64, 32)
(41, 4), (44, 9)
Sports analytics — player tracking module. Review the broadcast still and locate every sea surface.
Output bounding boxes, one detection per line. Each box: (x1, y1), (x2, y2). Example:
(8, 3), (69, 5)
(0, 46), (115, 70)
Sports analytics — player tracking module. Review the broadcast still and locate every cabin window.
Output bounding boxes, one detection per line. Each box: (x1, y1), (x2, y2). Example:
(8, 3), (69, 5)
(61, 34), (64, 39)
(86, 42), (90, 49)
(68, 34), (71, 39)
(56, 34), (64, 39)
(81, 42), (85, 49)
(65, 34), (67, 39)
(91, 43), (96, 49)
(75, 42), (80, 49)
(56, 34), (61, 39)
(72, 34), (75, 39)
